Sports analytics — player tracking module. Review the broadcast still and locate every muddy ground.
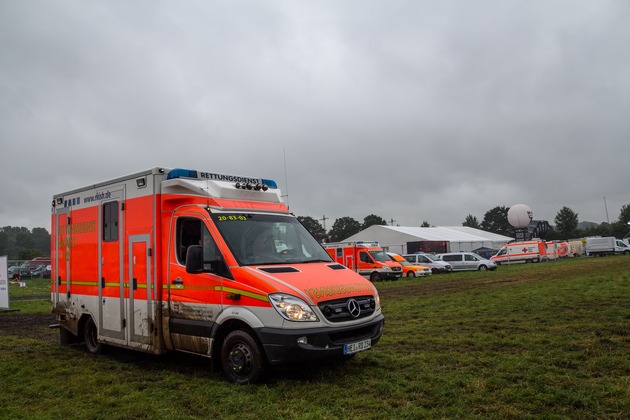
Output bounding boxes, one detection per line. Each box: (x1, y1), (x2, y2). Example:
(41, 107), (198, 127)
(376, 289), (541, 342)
(0, 312), (57, 342)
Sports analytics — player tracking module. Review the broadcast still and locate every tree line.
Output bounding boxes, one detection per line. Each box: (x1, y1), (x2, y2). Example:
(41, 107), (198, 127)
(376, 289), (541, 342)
(0, 226), (50, 260)
(3, 203), (629, 259)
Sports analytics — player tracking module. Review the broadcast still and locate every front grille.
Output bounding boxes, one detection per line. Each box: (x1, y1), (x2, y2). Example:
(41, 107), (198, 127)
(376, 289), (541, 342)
(392, 266), (402, 272)
(317, 295), (376, 322)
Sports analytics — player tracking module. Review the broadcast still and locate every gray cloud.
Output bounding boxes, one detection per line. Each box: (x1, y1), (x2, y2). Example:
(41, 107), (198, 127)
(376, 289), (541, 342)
(1, 0), (629, 231)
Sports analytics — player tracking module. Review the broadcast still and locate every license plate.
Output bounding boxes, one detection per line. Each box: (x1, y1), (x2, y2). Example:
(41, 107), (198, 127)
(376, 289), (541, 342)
(344, 339), (371, 355)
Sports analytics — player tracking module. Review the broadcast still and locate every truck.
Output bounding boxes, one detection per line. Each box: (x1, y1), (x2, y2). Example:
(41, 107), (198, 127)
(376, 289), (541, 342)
(51, 167), (384, 384)
(490, 241), (548, 264)
(585, 237), (630, 256)
(322, 241), (403, 282)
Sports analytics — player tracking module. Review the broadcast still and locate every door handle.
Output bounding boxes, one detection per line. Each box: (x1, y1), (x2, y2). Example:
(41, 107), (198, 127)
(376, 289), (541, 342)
(171, 278), (184, 286)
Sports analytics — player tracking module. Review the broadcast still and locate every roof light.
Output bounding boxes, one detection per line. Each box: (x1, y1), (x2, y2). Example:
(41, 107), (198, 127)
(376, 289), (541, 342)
(261, 178), (277, 189)
(167, 168), (198, 180)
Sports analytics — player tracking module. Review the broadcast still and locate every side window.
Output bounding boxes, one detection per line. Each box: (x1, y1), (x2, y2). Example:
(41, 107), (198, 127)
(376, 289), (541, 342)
(359, 252), (371, 263)
(465, 254), (476, 262)
(103, 201), (119, 242)
(176, 217), (226, 273)
(176, 218), (202, 264)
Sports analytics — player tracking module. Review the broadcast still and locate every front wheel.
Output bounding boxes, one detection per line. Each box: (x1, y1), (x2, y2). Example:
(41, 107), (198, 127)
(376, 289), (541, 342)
(221, 330), (266, 384)
(478, 265), (487, 271)
(406, 271), (415, 278)
(370, 272), (382, 282)
(84, 317), (102, 354)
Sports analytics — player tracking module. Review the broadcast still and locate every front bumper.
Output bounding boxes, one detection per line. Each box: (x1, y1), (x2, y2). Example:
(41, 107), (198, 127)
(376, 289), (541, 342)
(382, 271), (402, 280)
(255, 314), (385, 365)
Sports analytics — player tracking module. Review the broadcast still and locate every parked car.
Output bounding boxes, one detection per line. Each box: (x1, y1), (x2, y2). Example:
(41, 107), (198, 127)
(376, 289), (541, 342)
(9, 266), (32, 279)
(387, 253), (432, 278)
(402, 253), (453, 274)
(437, 252), (497, 271)
(30, 264), (49, 277)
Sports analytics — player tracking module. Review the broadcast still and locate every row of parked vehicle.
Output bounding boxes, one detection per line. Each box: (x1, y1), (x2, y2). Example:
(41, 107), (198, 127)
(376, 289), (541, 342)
(396, 237), (630, 275)
(8, 262), (51, 279)
(400, 252), (497, 273)
(322, 241), (498, 281)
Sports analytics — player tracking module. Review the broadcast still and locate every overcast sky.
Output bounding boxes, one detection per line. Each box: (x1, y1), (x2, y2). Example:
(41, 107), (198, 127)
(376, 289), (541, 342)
(1, 1), (629, 232)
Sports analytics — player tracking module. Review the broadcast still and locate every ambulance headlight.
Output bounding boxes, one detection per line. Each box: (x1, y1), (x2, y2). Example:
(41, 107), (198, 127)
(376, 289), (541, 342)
(269, 294), (318, 322)
(382, 266), (391, 271)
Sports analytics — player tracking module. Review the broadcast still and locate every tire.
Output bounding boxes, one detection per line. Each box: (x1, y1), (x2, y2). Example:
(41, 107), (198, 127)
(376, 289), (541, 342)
(84, 317), (102, 354)
(478, 265), (487, 271)
(406, 271), (415, 278)
(370, 272), (382, 282)
(221, 330), (266, 384)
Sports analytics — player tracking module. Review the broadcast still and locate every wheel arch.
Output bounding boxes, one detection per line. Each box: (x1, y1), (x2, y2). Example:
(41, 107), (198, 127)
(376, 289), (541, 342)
(211, 310), (268, 366)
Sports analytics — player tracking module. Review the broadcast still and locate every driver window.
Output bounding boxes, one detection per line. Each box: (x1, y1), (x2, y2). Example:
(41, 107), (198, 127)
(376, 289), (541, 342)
(176, 217), (221, 269)
(359, 252), (371, 263)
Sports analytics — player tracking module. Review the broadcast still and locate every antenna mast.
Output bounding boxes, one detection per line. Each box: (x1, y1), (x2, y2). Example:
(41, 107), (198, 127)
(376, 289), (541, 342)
(283, 148), (289, 209)
(320, 215), (329, 230)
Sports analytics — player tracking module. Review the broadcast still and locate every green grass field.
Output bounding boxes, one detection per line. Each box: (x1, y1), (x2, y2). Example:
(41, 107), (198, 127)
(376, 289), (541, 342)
(1, 257), (629, 418)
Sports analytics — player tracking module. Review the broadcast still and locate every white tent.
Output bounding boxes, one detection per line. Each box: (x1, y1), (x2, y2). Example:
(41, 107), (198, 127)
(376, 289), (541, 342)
(342, 225), (513, 255)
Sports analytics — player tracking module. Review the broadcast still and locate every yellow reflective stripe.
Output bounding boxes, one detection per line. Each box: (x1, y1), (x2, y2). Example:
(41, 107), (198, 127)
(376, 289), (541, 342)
(215, 286), (269, 302)
(68, 280), (99, 287)
(65, 281), (151, 289)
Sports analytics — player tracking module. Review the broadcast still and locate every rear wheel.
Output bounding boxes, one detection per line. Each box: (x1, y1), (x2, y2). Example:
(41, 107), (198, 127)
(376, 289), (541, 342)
(221, 330), (266, 384)
(84, 317), (102, 354)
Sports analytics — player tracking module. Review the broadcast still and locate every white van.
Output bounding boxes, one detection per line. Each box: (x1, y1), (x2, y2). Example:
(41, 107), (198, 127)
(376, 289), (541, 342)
(402, 253), (453, 274)
(438, 252), (497, 271)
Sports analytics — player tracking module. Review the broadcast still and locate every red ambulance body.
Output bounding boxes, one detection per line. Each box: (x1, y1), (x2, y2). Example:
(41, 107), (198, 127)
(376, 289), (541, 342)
(322, 241), (403, 282)
(51, 167), (384, 383)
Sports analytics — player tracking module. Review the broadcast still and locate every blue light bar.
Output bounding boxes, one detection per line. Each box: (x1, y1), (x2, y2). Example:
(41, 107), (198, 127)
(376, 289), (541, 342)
(261, 178), (278, 189)
(167, 168), (198, 180)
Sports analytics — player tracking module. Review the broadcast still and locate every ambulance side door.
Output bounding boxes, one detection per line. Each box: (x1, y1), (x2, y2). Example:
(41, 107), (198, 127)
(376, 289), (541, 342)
(357, 251), (374, 275)
(167, 210), (230, 355)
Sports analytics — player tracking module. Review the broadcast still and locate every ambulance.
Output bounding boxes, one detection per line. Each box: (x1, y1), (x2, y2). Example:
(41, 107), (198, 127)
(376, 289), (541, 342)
(50, 167), (384, 384)
(490, 241), (548, 264)
(322, 241), (403, 282)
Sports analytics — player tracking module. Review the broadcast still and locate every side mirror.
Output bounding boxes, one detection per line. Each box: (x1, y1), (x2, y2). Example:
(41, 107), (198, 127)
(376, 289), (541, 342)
(185, 245), (204, 273)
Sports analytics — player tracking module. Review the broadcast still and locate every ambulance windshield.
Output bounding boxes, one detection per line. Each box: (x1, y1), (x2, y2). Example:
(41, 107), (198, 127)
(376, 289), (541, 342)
(368, 250), (391, 262)
(211, 213), (333, 266)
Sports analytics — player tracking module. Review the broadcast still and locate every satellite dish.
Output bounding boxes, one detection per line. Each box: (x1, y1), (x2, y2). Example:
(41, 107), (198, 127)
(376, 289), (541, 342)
(508, 204), (533, 228)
